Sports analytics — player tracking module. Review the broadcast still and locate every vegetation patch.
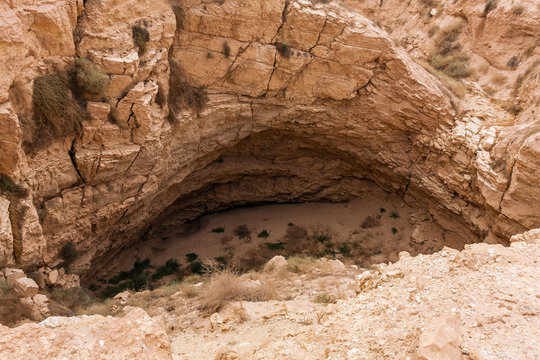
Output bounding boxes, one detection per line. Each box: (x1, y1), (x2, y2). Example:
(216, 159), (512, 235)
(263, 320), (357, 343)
(70, 58), (109, 96)
(234, 225), (251, 240)
(390, 211), (400, 219)
(168, 62), (208, 118)
(132, 25), (150, 55)
(483, 0), (498, 17)
(103, 258), (152, 297)
(0, 174), (28, 198)
(258, 229), (270, 239)
(211, 227), (225, 233)
(429, 23), (471, 79)
(265, 241), (286, 250)
(151, 258), (180, 281)
(222, 41), (231, 58)
(61, 242), (79, 264)
(28, 74), (83, 152)
(274, 42), (292, 59)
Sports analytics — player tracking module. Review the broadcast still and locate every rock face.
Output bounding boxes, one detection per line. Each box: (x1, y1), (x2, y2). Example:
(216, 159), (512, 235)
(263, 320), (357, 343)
(0, 0), (538, 273)
(0, 307), (172, 360)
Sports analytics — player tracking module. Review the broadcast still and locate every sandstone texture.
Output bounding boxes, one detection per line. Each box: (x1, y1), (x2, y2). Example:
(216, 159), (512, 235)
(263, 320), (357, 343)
(0, 307), (172, 360)
(0, 0), (537, 278)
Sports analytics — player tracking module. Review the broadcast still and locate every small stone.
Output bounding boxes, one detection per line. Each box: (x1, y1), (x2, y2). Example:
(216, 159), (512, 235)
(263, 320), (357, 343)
(399, 251), (411, 260)
(264, 255), (288, 272)
(48, 270), (59, 285)
(418, 314), (462, 360)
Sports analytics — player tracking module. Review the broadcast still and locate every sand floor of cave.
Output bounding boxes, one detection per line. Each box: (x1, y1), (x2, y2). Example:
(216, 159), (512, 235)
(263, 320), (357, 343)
(101, 192), (469, 280)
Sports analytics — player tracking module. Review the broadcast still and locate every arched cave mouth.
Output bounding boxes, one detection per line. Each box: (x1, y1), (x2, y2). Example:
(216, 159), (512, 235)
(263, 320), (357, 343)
(92, 129), (479, 296)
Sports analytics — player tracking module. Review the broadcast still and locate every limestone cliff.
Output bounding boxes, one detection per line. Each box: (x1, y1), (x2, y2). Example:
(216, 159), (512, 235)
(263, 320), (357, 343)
(0, 0), (538, 273)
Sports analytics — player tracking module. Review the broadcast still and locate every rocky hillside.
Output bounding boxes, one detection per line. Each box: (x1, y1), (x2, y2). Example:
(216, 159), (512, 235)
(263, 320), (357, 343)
(0, 0), (538, 274)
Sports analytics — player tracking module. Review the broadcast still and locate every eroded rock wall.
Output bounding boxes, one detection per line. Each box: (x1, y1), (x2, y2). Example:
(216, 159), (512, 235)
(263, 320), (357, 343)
(0, 0), (538, 273)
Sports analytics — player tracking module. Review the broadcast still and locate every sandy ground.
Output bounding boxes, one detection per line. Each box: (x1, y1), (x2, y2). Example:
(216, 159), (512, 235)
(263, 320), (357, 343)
(100, 192), (470, 282)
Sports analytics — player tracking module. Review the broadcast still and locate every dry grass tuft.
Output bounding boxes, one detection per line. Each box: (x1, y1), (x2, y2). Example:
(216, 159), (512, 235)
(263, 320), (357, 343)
(286, 256), (317, 273)
(0, 280), (27, 327)
(0, 174), (28, 198)
(70, 58), (109, 96)
(198, 270), (275, 315)
(429, 22), (471, 79)
(132, 25), (150, 55)
(26, 74), (83, 152)
(231, 303), (249, 322)
(168, 62), (208, 120)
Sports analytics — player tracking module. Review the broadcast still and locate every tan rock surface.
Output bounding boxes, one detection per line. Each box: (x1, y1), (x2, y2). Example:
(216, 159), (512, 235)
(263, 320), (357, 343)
(0, 0), (536, 277)
(0, 307), (173, 360)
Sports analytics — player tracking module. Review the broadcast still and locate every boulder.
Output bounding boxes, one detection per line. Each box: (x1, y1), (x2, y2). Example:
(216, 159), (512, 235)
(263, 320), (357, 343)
(418, 314), (462, 360)
(13, 277), (39, 297)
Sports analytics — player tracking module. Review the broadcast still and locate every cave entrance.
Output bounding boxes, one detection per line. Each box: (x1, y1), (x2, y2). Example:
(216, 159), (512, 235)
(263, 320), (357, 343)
(91, 129), (478, 296)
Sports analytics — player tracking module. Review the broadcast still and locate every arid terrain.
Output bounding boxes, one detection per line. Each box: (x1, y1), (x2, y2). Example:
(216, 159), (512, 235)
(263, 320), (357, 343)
(0, 0), (539, 358)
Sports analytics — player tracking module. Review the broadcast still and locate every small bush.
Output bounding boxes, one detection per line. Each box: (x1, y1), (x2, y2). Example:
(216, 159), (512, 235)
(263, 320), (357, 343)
(429, 23), (471, 79)
(312, 234), (330, 243)
(390, 211), (400, 219)
(103, 259), (151, 297)
(212, 227), (225, 233)
(198, 270), (275, 315)
(29, 74), (83, 151)
(258, 230), (270, 239)
(168, 62), (208, 117)
(61, 242), (79, 263)
(132, 25), (150, 55)
(361, 215), (381, 229)
(483, 0), (498, 16)
(265, 241), (286, 250)
(507, 56), (519, 69)
(274, 42), (292, 59)
(313, 293), (336, 304)
(391, 227), (398, 235)
(71, 58), (109, 95)
(0, 174), (28, 198)
(189, 261), (204, 274)
(151, 258), (180, 280)
(222, 41), (231, 58)
(338, 243), (352, 257)
(234, 225), (251, 240)
(186, 253), (199, 262)
(379, 207), (386, 213)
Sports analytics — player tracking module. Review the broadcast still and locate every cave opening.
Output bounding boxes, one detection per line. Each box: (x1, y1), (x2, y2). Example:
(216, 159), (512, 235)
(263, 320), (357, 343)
(90, 129), (479, 297)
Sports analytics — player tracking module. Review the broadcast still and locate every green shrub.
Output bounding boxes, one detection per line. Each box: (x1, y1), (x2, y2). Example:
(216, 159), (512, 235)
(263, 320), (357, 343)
(313, 234), (330, 243)
(391, 227), (398, 235)
(507, 56), (519, 69)
(61, 242), (79, 263)
(151, 258), (180, 280)
(71, 58), (109, 95)
(379, 207), (386, 213)
(390, 211), (400, 219)
(132, 25), (150, 55)
(211, 227), (225, 233)
(186, 253), (199, 262)
(258, 230), (270, 239)
(0, 174), (28, 198)
(265, 241), (286, 250)
(30, 74), (83, 151)
(338, 243), (352, 257)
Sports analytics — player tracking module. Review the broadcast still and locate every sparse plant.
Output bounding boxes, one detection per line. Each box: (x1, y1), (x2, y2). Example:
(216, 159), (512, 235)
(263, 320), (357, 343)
(234, 225), (251, 240)
(392, 227), (398, 235)
(151, 258), (180, 280)
(286, 256), (317, 273)
(483, 0), (498, 17)
(0, 174), (28, 198)
(507, 56), (519, 70)
(186, 253), (199, 262)
(361, 215), (381, 229)
(132, 25), (150, 55)
(274, 42), (292, 58)
(429, 22), (470, 79)
(212, 227), (225, 233)
(313, 293), (336, 304)
(312, 234), (330, 243)
(168, 62), (208, 118)
(258, 229), (270, 239)
(231, 303), (249, 322)
(390, 211), (400, 219)
(29, 74), (83, 151)
(265, 241), (286, 250)
(380, 207), (386, 213)
(222, 41), (231, 58)
(61, 242), (79, 263)
(338, 243), (352, 257)
(70, 58), (109, 96)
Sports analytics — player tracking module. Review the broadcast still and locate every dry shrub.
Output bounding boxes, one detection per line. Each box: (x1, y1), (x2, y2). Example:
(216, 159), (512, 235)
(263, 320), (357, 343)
(27, 74), (83, 152)
(132, 25), (150, 55)
(233, 225), (251, 240)
(419, 60), (467, 99)
(482, 85), (496, 96)
(198, 270), (275, 315)
(0, 174), (28, 198)
(71, 58), (109, 96)
(483, 0), (498, 16)
(231, 303), (249, 322)
(286, 256), (317, 273)
(312, 293), (337, 304)
(222, 41), (231, 58)
(507, 56), (519, 70)
(361, 215), (381, 229)
(168, 62), (208, 119)
(429, 22), (471, 79)
(78, 299), (115, 316)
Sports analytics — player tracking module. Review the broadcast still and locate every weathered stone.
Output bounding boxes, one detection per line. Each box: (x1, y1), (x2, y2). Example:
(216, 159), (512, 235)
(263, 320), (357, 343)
(418, 314), (462, 360)
(14, 277), (39, 297)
